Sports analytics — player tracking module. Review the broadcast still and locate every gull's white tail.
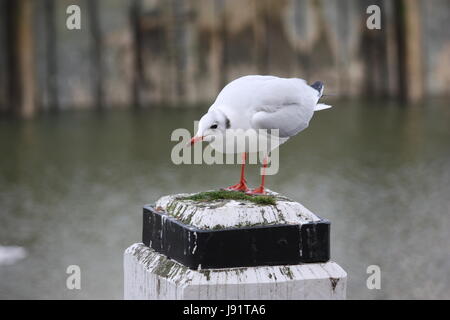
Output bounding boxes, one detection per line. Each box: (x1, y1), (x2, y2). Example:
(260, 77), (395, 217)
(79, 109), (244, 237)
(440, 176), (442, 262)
(314, 103), (332, 111)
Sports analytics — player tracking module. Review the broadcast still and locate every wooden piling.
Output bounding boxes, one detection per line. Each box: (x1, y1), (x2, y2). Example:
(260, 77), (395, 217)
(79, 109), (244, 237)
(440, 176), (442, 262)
(124, 190), (347, 300)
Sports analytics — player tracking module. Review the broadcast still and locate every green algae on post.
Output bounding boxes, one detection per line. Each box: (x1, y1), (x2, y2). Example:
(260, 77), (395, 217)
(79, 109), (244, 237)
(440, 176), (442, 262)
(178, 190), (276, 206)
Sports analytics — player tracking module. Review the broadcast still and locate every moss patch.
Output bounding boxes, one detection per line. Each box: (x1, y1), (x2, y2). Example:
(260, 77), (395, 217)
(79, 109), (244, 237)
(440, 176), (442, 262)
(178, 190), (276, 206)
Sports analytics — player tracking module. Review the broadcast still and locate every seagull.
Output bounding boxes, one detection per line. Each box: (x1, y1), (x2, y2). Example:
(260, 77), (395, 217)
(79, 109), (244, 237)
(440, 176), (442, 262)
(190, 75), (332, 195)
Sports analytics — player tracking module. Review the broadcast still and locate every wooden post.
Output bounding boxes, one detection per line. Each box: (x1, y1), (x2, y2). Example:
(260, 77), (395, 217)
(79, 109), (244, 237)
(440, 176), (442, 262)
(44, 0), (59, 112)
(5, 0), (36, 118)
(124, 190), (347, 300)
(394, 0), (424, 103)
(87, 0), (103, 110)
(130, 0), (144, 109)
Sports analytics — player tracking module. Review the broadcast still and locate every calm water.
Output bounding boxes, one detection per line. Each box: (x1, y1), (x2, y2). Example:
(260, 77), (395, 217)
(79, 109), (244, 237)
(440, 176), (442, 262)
(1, 100), (450, 299)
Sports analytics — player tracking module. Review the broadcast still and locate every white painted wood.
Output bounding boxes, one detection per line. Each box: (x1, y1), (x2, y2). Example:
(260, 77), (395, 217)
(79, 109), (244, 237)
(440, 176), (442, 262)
(126, 191), (347, 299)
(124, 243), (347, 300)
(153, 189), (320, 230)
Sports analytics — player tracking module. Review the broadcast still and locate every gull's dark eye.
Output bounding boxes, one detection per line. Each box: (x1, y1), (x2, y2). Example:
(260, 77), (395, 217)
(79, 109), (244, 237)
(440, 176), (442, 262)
(210, 124), (218, 129)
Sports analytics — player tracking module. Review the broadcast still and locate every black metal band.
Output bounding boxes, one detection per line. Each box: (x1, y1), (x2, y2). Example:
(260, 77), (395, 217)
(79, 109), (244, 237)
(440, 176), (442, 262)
(142, 205), (330, 270)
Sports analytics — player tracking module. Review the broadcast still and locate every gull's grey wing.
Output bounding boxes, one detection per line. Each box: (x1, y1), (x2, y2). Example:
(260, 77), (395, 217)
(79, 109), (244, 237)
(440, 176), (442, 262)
(250, 103), (314, 138)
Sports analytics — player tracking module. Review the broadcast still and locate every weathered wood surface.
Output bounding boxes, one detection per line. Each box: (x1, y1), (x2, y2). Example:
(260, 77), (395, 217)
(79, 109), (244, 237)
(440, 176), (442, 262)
(124, 243), (347, 300)
(124, 190), (346, 299)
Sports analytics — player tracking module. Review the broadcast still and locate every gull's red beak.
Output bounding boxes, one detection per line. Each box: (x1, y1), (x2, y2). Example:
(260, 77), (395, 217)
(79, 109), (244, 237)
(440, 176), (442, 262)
(188, 136), (204, 146)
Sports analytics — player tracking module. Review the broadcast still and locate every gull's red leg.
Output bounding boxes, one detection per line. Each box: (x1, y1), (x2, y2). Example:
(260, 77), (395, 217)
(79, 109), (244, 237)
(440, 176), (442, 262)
(247, 157), (268, 195)
(225, 153), (248, 192)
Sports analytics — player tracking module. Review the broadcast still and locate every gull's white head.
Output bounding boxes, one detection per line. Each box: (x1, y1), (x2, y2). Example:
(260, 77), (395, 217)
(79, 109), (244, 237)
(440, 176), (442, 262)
(190, 109), (229, 146)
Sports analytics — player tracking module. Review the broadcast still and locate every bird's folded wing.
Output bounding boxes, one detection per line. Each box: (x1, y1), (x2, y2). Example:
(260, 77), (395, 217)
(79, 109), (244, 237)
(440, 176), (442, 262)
(251, 103), (313, 138)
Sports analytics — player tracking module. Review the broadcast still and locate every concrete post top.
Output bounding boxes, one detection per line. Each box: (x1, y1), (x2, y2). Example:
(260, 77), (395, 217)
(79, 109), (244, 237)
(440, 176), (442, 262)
(152, 189), (321, 230)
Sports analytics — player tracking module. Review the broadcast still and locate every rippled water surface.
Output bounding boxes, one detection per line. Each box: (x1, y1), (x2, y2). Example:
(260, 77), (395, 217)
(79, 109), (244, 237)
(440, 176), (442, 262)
(1, 99), (450, 299)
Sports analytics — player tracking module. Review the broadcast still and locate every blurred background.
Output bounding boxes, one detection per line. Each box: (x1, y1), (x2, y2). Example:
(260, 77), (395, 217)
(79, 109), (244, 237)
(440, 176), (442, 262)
(0, 0), (450, 299)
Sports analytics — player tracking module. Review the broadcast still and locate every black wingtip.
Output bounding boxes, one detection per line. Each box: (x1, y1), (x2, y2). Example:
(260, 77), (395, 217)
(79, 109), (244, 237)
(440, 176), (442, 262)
(310, 81), (324, 96)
